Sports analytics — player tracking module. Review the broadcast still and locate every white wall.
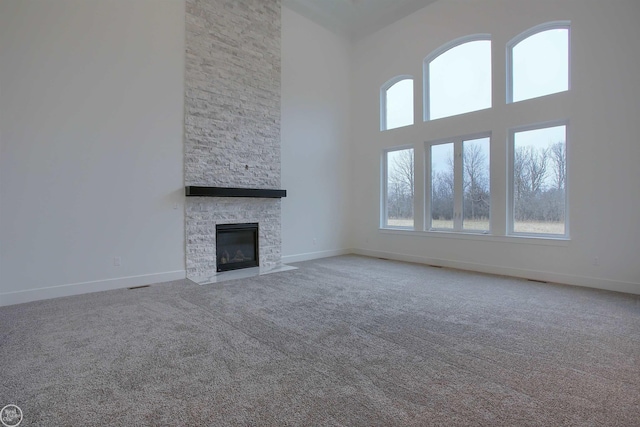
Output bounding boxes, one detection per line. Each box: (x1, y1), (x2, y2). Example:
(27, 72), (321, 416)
(281, 7), (352, 262)
(350, 0), (640, 294)
(0, 0), (186, 305)
(3, 0), (637, 305)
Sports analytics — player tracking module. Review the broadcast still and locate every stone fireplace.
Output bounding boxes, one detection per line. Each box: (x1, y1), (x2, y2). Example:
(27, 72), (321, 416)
(184, 0), (283, 284)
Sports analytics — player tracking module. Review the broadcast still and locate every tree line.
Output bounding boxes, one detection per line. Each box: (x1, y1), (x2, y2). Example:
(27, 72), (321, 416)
(387, 150), (414, 220)
(431, 143), (490, 222)
(387, 141), (565, 223)
(513, 141), (565, 222)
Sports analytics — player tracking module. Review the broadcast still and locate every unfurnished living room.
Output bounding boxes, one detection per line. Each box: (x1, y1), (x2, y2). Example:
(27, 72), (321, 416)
(1, 0), (639, 425)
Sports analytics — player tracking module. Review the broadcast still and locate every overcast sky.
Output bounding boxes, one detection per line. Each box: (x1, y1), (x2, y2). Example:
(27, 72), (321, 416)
(387, 28), (568, 181)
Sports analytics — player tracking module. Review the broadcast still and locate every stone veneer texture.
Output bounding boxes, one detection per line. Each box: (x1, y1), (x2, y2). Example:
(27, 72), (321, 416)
(184, 0), (282, 280)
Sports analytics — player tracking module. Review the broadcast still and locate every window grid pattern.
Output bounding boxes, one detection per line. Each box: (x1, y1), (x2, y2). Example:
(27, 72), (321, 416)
(380, 22), (570, 239)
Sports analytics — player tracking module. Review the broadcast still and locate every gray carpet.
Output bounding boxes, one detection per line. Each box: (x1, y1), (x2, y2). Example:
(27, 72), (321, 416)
(1, 255), (639, 426)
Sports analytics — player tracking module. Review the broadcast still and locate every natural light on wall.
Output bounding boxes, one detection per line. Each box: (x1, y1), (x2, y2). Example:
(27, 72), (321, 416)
(510, 26), (569, 103)
(383, 78), (414, 130)
(426, 38), (491, 120)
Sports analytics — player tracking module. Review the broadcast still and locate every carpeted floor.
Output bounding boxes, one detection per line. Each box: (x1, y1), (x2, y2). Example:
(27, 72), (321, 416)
(1, 255), (639, 426)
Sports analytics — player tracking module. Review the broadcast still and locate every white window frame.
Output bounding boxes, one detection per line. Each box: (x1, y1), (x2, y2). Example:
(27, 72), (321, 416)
(423, 34), (492, 122)
(506, 21), (571, 104)
(426, 131), (491, 233)
(380, 75), (414, 131)
(381, 145), (415, 230)
(507, 120), (570, 239)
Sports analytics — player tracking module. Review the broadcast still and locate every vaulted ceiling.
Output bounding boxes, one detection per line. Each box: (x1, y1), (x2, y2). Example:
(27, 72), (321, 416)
(283, 0), (438, 40)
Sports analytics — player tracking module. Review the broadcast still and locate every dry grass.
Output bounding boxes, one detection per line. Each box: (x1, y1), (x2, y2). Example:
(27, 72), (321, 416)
(432, 219), (489, 231)
(387, 218), (564, 235)
(387, 219), (415, 228)
(514, 221), (564, 235)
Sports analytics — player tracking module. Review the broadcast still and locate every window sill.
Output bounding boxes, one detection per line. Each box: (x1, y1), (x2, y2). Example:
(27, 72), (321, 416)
(378, 227), (570, 247)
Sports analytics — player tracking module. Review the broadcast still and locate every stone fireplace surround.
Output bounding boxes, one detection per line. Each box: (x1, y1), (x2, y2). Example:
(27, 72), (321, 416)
(184, 186), (288, 283)
(184, 0), (285, 284)
(186, 197), (283, 284)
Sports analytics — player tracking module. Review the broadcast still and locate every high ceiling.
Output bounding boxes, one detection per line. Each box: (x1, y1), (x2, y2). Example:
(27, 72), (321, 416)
(283, 0), (439, 40)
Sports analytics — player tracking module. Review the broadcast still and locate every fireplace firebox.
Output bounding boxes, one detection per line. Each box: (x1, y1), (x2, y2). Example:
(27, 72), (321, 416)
(216, 223), (259, 272)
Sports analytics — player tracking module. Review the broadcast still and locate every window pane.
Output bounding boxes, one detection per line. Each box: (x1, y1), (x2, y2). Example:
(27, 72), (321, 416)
(385, 79), (413, 130)
(429, 40), (491, 120)
(513, 125), (566, 235)
(463, 137), (490, 231)
(430, 143), (454, 229)
(386, 148), (414, 228)
(512, 28), (569, 102)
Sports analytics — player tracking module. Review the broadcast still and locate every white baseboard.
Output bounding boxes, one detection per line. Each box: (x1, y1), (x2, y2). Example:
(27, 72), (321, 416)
(353, 248), (640, 296)
(0, 270), (186, 307)
(3, 250), (637, 306)
(282, 248), (352, 264)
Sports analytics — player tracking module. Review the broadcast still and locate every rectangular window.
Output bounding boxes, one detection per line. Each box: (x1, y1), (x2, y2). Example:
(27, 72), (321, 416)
(510, 123), (567, 236)
(428, 133), (491, 233)
(430, 143), (454, 230)
(383, 147), (414, 229)
(463, 137), (490, 231)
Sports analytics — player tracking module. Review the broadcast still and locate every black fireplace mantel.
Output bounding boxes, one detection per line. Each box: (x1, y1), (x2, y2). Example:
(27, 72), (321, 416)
(185, 186), (286, 199)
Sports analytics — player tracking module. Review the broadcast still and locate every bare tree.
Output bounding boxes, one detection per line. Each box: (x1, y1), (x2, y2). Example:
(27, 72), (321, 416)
(526, 145), (549, 194)
(390, 149), (414, 200)
(388, 149), (414, 219)
(513, 144), (564, 223)
(514, 147), (528, 201)
(431, 170), (453, 220)
(550, 141), (566, 190)
(463, 143), (489, 220)
(431, 157), (454, 221)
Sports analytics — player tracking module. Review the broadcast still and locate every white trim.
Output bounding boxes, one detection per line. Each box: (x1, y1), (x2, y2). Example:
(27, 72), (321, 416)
(425, 131), (492, 233)
(352, 248), (640, 296)
(423, 33), (492, 122)
(506, 21), (571, 104)
(422, 144), (429, 231)
(380, 74), (413, 131)
(379, 227), (569, 247)
(0, 270), (186, 307)
(380, 149), (387, 228)
(282, 248), (352, 264)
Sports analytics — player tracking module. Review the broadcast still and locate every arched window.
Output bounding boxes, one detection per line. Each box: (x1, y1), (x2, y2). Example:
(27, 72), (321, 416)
(380, 76), (413, 131)
(424, 35), (492, 121)
(507, 22), (570, 103)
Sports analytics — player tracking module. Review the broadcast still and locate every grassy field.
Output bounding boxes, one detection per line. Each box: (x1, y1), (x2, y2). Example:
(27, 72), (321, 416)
(513, 221), (565, 235)
(387, 218), (564, 235)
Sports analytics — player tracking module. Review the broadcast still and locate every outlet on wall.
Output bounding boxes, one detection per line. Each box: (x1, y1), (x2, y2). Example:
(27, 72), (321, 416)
(114, 256), (121, 267)
(313, 238), (317, 245)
